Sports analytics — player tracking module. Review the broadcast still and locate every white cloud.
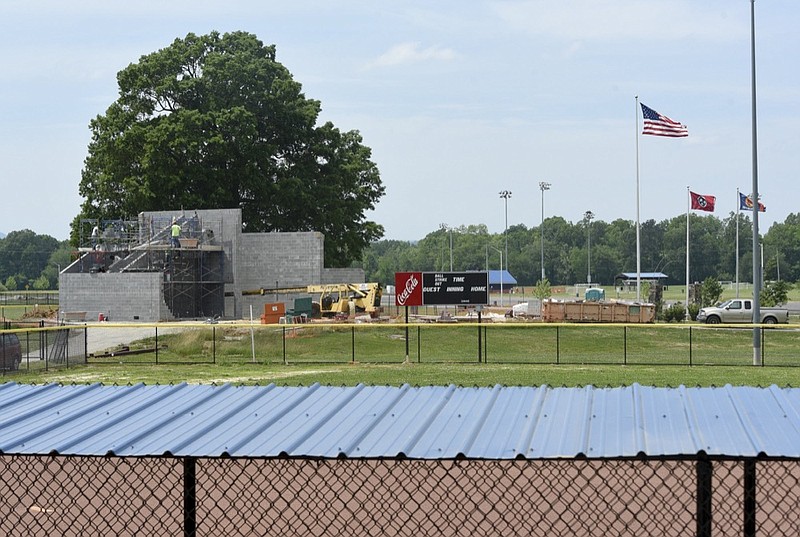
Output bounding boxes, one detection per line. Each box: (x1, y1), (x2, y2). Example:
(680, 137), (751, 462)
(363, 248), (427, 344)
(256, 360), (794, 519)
(366, 42), (457, 69)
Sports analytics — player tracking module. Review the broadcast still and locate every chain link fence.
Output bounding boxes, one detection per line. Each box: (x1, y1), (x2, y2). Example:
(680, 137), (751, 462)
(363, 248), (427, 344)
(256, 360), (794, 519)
(0, 454), (797, 536)
(1, 325), (86, 374)
(4, 323), (800, 374)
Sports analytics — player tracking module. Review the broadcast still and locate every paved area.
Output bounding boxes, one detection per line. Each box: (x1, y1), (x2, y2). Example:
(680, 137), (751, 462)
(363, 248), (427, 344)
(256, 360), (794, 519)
(18, 323), (190, 360)
(81, 323), (189, 355)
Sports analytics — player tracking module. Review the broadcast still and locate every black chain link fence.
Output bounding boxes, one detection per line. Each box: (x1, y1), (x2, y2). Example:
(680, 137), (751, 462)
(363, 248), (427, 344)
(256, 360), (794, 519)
(1, 325), (86, 375)
(5, 323), (800, 373)
(1, 454), (797, 536)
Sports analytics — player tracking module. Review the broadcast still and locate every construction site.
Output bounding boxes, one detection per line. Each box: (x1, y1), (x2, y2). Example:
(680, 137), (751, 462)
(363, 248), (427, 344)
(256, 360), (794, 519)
(59, 208), (366, 322)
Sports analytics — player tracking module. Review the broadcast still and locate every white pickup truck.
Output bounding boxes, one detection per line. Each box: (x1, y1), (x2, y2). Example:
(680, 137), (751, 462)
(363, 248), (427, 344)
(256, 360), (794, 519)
(696, 299), (789, 324)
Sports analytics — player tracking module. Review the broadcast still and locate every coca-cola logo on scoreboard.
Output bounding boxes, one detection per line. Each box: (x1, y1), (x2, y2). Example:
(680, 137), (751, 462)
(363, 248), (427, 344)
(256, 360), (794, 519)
(395, 272), (423, 306)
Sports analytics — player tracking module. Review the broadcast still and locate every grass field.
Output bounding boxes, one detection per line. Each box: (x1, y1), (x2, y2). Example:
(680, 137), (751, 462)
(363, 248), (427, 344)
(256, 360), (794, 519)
(6, 321), (800, 388)
(3, 283), (798, 387)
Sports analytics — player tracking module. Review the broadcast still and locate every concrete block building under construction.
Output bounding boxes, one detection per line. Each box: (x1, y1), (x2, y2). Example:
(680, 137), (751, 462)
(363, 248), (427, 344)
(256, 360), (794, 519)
(59, 208), (364, 322)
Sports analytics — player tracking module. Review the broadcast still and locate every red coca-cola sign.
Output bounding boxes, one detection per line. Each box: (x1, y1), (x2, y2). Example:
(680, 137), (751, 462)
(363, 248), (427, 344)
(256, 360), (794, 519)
(394, 272), (423, 306)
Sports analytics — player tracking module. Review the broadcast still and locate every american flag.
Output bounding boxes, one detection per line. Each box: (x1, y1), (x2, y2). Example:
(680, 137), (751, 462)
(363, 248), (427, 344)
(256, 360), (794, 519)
(641, 103), (688, 137)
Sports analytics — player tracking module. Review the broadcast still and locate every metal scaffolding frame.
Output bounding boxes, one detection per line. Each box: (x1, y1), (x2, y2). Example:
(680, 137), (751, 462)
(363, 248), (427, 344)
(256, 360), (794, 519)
(75, 214), (226, 320)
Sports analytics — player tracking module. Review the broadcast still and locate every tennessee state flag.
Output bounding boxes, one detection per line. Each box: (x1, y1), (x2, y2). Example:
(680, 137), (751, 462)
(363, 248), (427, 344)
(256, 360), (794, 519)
(690, 191), (716, 212)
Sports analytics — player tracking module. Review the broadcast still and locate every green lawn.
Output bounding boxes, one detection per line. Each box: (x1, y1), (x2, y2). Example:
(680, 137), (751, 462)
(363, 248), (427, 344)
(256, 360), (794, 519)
(5, 322), (800, 387)
(3, 283), (798, 387)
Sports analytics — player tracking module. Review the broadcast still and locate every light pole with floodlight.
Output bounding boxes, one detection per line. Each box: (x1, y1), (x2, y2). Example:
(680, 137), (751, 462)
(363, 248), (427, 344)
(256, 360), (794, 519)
(539, 182), (551, 281)
(498, 190), (511, 279)
(584, 210), (594, 284)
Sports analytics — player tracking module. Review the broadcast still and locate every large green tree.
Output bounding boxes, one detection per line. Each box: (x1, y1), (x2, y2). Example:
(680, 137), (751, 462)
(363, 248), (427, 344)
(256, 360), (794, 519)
(77, 31), (384, 266)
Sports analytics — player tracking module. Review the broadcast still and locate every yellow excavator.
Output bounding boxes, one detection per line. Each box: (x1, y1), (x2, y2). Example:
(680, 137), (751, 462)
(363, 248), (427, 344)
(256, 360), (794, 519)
(242, 283), (383, 318)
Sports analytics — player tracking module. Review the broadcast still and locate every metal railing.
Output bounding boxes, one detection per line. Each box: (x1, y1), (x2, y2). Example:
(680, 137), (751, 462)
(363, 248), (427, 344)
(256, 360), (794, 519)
(0, 453), (796, 536)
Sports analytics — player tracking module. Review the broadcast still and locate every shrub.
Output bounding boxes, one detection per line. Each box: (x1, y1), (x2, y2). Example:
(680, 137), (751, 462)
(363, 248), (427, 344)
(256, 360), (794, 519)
(662, 302), (687, 323)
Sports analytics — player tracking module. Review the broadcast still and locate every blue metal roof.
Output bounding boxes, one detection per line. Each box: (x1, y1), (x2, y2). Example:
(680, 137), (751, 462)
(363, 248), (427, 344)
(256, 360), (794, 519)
(488, 270), (517, 285)
(1, 382), (798, 459)
(618, 272), (669, 279)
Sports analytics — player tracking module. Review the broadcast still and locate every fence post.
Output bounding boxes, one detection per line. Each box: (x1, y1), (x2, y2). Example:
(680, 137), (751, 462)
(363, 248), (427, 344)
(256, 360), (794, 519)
(477, 311), (482, 363)
(404, 307), (409, 362)
(26, 329), (31, 371)
(282, 326), (287, 365)
(155, 326), (159, 364)
(744, 459), (756, 537)
(41, 330), (47, 372)
(623, 326), (627, 365)
(696, 457), (712, 537)
(351, 326), (356, 363)
(417, 326), (421, 363)
(483, 326), (487, 363)
(689, 326), (693, 366)
(556, 326), (560, 364)
(183, 456), (197, 537)
(212, 326), (216, 364)
(84, 325), (88, 364)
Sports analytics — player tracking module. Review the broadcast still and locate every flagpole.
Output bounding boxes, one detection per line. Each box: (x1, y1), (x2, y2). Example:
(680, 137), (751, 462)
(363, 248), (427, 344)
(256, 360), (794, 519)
(736, 188), (740, 298)
(750, 0), (761, 366)
(635, 95), (642, 301)
(685, 187), (690, 321)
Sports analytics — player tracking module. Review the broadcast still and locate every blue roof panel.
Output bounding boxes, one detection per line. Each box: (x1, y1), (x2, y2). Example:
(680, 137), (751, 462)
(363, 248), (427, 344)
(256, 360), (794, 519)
(488, 270), (517, 285)
(1, 382), (799, 459)
(618, 272), (668, 279)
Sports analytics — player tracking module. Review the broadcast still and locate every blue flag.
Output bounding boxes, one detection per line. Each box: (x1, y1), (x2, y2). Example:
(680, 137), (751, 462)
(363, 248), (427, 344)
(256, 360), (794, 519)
(739, 192), (766, 212)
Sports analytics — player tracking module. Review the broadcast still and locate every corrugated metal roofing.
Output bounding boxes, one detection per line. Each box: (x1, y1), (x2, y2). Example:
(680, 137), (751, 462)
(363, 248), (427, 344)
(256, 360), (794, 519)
(488, 270), (517, 285)
(1, 382), (799, 459)
(617, 272), (669, 279)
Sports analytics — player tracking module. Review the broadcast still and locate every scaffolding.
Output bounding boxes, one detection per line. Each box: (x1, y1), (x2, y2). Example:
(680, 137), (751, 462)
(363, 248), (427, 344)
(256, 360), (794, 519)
(75, 213), (226, 320)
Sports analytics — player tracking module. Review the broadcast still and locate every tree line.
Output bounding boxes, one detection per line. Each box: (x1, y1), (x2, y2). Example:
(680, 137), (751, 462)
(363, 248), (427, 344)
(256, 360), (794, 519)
(2, 210), (796, 292)
(362, 212), (799, 287)
(0, 231), (71, 291)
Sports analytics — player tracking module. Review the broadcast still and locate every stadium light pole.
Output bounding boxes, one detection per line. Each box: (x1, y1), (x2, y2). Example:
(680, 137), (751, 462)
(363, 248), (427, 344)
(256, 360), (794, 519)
(584, 210), (594, 284)
(499, 190), (512, 279)
(539, 182), (551, 281)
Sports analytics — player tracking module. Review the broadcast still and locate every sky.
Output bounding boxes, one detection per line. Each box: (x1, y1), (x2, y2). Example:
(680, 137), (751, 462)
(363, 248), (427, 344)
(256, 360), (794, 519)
(1, 1), (798, 242)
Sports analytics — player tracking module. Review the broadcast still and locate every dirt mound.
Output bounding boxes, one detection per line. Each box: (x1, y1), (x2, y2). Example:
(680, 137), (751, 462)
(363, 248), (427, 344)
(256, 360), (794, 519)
(20, 306), (59, 320)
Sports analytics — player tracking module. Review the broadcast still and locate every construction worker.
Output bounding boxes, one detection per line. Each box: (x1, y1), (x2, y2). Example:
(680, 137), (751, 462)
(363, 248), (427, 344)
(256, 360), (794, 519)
(170, 219), (182, 249)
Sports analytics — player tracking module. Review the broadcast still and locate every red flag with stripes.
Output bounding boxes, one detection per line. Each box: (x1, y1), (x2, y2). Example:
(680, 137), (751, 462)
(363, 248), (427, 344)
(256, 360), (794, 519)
(641, 103), (688, 137)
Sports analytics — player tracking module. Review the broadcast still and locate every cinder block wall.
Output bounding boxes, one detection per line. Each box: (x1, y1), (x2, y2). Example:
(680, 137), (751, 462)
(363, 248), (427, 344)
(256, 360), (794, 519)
(237, 232), (325, 318)
(141, 208), (241, 317)
(60, 273), (168, 322)
(140, 208), (240, 285)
